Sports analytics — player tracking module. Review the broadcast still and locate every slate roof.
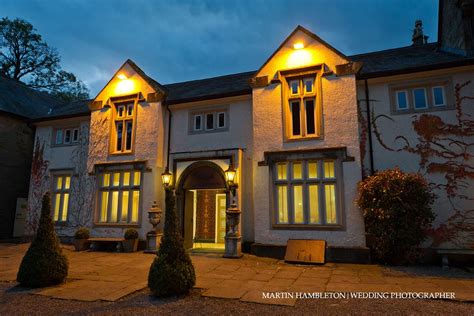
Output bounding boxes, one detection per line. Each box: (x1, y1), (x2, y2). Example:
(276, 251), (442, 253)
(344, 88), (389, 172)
(350, 43), (474, 79)
(163, 70), (256, 105)
(41, 99), (91, 119)
(28, 42), (474, 121)
(0, 75), (63, 119)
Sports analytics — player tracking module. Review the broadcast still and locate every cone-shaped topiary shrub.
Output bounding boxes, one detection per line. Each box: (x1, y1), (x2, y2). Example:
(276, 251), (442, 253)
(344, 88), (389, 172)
(356, 168), (436, 264)
(17, 193), (68, 287)
(148, 189), (195, 296)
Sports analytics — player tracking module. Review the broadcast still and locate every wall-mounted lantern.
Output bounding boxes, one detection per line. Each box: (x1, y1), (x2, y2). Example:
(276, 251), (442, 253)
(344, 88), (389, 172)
(161, 168), (172, 189)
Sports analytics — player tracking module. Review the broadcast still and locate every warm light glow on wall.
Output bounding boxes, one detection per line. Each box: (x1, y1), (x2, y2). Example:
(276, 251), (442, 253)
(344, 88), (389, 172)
(115, 79), (135, 94)
(286, 49), (313, 68)
(117, 73), (127, 80)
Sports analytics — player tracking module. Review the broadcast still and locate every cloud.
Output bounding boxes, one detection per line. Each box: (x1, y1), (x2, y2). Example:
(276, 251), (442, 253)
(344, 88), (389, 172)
(0, 0), (438, 95)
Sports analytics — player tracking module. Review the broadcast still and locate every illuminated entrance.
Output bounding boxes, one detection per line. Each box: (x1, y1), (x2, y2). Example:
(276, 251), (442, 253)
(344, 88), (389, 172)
(176, 161), (228, 251)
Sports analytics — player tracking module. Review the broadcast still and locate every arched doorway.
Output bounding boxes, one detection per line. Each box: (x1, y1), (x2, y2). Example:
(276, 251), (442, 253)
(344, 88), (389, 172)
(176, 161), (228, 250)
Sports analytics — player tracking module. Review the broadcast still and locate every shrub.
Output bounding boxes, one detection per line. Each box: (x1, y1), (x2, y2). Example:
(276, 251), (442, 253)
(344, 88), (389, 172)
(148, 189), (196, 296)
(124, 228), (139, 240)
(74, 227), (90, 240)
(356, 168), (436, 264)
(17, 193), (69, 287)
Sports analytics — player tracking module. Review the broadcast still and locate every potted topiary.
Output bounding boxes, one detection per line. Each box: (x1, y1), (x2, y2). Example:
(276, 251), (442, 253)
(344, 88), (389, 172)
(73, 227), (90, 251)
(123, 228), (139, 252)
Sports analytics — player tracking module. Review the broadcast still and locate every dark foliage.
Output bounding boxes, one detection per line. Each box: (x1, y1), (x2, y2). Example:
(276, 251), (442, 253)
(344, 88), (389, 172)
(148, 189), (196, 296)
(357, 168), (436, 264)
(74, 227), (90, 240)
(0, 17), (89, 102)
(17, 193), (68, 287)
(124, 228), (138, 240)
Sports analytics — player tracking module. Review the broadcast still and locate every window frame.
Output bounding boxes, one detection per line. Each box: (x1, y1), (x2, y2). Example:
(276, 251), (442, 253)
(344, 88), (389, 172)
(283, 69), (322, 141)
(94, 165), (143, 227)
(432, 86), (446, 107)
(266, 149), (347, 230)
(412, 87), (428, 110)
(51, 172), (73, 224)
(217, 111), (226, 129)
(389, 77), (454, 114)
(110, 98), (137, 155)
(188, 106), (229, 134)
(193, 114), (203, 131)
(53, 126), (81, 147)
(395, 90), (409, 111)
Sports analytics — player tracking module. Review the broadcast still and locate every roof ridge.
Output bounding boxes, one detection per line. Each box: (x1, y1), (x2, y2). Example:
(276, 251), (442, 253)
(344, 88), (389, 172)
(163, 70), (256, 87)
(350, 42), (438, 58)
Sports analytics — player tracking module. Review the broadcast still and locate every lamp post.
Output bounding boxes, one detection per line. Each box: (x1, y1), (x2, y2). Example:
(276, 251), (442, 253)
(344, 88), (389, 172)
(224, 163), (242, 258)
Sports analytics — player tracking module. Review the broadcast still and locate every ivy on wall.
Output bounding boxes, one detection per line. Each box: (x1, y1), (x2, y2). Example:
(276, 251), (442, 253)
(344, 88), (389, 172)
(368, 81), (474, 248)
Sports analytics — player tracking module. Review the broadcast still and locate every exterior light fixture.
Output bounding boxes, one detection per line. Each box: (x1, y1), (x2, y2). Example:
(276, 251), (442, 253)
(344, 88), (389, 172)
(117, 73), (127, 80)
(293, 42), (304, 50)
(161, 168), (172, 189)
(225, 163), (238, 196)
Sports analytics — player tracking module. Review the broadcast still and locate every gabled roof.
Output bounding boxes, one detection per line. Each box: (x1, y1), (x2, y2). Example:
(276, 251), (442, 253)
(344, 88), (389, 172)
(350, 43), (474, 79)
(92, 59), (167, 102)
(0, 75), (63, 119)
(163, 71), (255, 105)
(254, 25), (348, 78)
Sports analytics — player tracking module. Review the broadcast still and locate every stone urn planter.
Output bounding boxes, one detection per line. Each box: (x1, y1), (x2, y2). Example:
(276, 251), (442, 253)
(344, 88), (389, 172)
(73, 227), (90, 251)
(123, 228), (139, 253)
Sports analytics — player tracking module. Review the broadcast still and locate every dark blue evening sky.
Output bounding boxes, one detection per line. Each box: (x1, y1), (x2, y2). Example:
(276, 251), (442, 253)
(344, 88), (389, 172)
(0, 0), (438, 96)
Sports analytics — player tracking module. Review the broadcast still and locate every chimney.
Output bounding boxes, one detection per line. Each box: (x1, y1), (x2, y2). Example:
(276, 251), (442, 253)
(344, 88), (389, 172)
(412, 20), (429, 46)
(438, 0), (474, 56)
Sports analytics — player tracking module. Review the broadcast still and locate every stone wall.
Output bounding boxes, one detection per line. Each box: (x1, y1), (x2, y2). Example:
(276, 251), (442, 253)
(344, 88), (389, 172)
(0, 115), (34, 238)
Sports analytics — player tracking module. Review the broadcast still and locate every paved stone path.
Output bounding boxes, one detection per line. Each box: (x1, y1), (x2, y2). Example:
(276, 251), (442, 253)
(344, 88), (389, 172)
(1, 243), (473, 306)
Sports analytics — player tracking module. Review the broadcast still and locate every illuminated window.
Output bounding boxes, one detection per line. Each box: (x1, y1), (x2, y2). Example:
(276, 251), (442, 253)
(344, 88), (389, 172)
(273, 159), (340, 226)
(286, 76), (318, 138)
(97, 167), (142, 224)
(52, 174), (71, 223)
(113, 100), (135, 153)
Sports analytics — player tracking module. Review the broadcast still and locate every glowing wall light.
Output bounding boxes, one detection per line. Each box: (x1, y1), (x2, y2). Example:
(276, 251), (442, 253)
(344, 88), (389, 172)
(293, 42), (305, 50)
(115, 78), (135, 94)
(286, 49), (313, 68)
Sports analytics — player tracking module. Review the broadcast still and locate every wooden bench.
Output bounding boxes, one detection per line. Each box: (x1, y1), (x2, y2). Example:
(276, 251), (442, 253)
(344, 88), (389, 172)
(88, 237), (125, 252)
(436, 249), (474, 269)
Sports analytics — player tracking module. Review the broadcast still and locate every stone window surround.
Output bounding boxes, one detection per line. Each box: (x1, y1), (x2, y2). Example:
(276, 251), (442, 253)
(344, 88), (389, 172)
(281, 65), (324, 142)
(109, 95), (139, 156)
(389, 76), (454, 115)
(93, 161), (148, 228)
(188, 105), (230, 135)
(52, 126), (80, 147)
(261, 147), (351, 231)
(50, 169), (74, 225)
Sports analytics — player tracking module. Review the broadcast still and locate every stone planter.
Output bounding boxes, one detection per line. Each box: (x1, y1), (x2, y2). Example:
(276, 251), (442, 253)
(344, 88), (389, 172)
(122, 239), (139, 253)
(74, 239), (89, 251)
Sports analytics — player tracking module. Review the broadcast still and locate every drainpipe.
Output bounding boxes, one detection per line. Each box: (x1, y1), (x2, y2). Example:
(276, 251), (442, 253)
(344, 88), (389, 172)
(364, 79), (375, 175)
(165, 104), (172, 171)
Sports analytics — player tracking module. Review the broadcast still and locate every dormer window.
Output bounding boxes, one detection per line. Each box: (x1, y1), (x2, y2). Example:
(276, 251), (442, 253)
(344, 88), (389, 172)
(112, 100), (136, 154)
